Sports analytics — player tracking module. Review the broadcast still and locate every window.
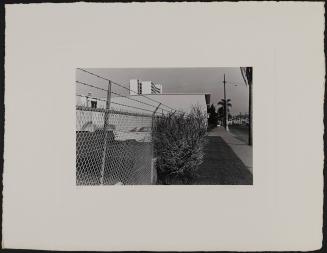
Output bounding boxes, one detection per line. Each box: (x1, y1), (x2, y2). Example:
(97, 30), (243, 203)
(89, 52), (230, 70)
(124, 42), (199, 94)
(91, 101), (97, 108)
(138, 83), (142, 94)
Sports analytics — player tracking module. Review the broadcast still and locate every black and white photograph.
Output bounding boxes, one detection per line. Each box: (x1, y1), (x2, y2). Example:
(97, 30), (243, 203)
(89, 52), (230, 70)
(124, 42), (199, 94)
(3, 2), (324, 251)
(76, 67), (253, 185)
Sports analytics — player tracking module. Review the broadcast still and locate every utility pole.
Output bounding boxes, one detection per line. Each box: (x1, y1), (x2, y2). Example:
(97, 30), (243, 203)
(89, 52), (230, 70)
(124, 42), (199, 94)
(223, 74), (229, 131)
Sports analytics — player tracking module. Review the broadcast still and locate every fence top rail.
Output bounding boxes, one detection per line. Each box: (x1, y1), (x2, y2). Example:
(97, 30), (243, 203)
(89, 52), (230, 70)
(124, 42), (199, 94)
(76, 105), (153, 118)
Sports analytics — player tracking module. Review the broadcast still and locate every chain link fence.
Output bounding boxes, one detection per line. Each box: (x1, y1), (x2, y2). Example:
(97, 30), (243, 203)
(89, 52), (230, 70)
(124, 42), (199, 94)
(76, 105), (155, 185)
(75, 68), (178, 185)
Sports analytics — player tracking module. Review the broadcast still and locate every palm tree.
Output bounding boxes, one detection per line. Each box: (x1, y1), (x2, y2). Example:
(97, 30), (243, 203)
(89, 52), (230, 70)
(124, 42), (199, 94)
(217, 99), (232, 128)
(240, 67), (253, 146)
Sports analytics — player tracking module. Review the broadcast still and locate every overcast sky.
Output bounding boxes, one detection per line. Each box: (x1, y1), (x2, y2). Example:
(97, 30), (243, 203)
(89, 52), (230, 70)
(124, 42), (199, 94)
(76, 67), (250, 114)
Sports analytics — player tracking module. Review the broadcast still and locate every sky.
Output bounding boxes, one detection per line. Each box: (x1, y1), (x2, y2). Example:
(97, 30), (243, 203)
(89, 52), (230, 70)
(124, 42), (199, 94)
(76, 67), (250, 114)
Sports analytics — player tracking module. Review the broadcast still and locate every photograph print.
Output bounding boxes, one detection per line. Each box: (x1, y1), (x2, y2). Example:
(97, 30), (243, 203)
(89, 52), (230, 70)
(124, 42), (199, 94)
(76, 67), (253, 185)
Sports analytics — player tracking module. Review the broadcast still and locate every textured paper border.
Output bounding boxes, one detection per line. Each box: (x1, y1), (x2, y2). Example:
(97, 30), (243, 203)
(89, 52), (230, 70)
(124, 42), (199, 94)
(3, 2), (324, 251)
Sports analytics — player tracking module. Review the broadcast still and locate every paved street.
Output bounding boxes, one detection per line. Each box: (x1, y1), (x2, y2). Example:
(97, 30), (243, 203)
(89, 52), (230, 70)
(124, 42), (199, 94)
(228, 125), (250, 144)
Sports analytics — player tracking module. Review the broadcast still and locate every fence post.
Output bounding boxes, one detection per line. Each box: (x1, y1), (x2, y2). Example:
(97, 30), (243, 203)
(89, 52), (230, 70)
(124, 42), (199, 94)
(100, 80), (112, 185)
(151, 103), (161, 184)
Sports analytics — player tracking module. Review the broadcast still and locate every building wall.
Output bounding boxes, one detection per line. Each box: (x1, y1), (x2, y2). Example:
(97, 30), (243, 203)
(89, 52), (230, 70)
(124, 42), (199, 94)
(76, 94), (209, 131)
(129, 79), (139, 95)
(76, 94), (208, 114)
(76, 96), (106, 131)
(154, 84), (162, 94)
(130, 79), (163, 95)
(140, 81), (152, 94)
(111, 94), (208, 115)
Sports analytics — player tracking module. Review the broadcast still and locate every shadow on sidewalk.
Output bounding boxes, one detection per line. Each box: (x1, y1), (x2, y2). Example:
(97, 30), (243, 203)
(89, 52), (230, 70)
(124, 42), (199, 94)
(194, 136), (253, 185)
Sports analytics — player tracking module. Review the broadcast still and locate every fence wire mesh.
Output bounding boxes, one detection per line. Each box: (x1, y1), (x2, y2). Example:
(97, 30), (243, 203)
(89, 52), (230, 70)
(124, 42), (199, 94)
(76, 105), (154, 185)
(75, 68), (181, 185)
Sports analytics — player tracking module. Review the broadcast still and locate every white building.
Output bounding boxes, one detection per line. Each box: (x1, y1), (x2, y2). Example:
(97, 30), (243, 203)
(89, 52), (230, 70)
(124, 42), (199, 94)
(76, 95), (106, 109)
(129, 79), (162, 95)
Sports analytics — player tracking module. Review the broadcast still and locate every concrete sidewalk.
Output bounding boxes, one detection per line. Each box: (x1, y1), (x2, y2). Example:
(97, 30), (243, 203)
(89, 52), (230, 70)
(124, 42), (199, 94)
(207, 127), (253, 174)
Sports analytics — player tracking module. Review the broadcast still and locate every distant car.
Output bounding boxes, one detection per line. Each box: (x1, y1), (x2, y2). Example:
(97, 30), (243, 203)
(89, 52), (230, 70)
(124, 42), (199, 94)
(114, 126), (152, 142)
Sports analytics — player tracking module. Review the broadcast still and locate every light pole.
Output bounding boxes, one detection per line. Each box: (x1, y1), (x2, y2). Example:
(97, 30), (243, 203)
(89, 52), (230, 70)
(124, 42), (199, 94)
(220, 75), (239, 131)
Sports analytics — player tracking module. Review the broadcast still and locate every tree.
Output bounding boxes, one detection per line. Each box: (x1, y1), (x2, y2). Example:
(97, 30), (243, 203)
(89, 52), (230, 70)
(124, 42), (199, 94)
(240, 67), (253, 146)
(207, 104), (218, 125)
(217, 99), (232, 127)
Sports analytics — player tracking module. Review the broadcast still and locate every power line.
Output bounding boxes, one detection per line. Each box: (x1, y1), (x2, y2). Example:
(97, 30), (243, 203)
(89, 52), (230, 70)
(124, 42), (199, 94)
(110, 101), (155, 114)
(76, 94), (155, 114)
(110, 90), (171, 113)
(77, 68), (179, 112)
(76, 94), (107, 102)
(76, 79), (171, 113)
(76, 80), (107, 92)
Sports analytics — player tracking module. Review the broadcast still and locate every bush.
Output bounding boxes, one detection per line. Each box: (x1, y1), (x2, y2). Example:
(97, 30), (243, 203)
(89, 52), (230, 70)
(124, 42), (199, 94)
(153, 106), (207, 184)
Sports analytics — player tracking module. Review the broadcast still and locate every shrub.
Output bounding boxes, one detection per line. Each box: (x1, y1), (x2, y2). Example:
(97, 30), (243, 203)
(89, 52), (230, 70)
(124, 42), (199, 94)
(153, 106), (207, 184)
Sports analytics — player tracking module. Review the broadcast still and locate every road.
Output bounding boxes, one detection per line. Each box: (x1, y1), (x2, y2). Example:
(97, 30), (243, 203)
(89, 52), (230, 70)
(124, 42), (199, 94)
(228, 125), (249, 144)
